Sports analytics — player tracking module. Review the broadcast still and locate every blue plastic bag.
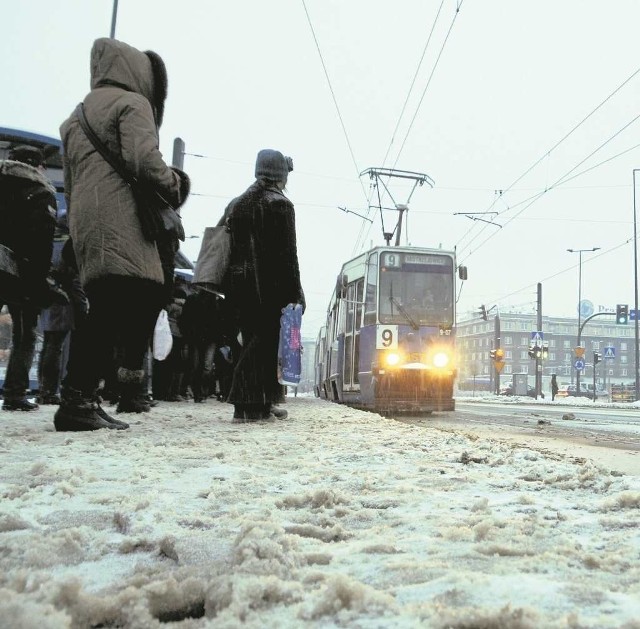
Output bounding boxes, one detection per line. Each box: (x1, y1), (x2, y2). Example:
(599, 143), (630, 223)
(278, 303), (303, 386)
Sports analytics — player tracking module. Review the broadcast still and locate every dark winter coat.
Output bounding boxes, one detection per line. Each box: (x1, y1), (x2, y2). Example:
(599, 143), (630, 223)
(179, 289), (227, 344)
(0, 159), (57, 299)
(59, 38), (189, 288)
(221, 180), (305, 318)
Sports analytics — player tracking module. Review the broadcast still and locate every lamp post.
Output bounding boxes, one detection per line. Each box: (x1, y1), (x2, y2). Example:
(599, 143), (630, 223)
(633, 170), (640, 401)
(567, 246), (600, 393)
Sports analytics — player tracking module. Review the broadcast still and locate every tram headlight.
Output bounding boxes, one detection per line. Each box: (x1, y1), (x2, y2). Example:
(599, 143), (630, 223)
(432, 351), (450, 368)
(385, 352), (402, 367)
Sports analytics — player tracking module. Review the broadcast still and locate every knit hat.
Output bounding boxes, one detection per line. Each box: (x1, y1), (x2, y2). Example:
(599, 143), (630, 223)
(255, 149), (293, 183)
(8, 145), (45, 168)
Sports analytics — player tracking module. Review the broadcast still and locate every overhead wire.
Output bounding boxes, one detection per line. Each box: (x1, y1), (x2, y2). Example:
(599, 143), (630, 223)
(454, 64), (640, 251)
(485, 236), (633, 311)
(457, 113), (640, 262)
(392, 0), (466, 169)
(355, 0), (446, 252)
(356, 0), (465, 251)
(300, 0), (369, 210)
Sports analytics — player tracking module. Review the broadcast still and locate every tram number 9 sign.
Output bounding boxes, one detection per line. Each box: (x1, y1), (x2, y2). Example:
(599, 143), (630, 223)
(376, 325), (398, 349)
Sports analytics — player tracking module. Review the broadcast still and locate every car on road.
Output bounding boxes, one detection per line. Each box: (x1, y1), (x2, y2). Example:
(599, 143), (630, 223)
(556, 383), (608, 399)
(499, 382), (541, 398)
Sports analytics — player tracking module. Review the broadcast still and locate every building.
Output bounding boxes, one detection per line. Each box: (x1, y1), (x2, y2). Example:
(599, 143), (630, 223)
(457, 311), (636, 391)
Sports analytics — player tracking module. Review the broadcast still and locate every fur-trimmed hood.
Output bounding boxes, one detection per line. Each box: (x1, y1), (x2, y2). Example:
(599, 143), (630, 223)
(90, 38), (168, 127)
(0, 159), (56, 196)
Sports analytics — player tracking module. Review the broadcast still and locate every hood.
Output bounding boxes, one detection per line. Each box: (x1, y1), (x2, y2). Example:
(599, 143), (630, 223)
(89, 38), (168, 126)
(0, 159), (56, 195)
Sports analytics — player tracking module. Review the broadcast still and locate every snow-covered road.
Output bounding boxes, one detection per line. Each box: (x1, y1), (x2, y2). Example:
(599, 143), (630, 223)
(1, 396), (639, 627)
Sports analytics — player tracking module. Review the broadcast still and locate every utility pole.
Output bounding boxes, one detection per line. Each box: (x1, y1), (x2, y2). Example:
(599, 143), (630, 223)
(536, 283), (542, 398)
(567, 247), (600, 394)
(172, 137), (185, 169)
(633, 169), (640, 401)
(494, 314), (501, 395)
(110, 0), (118, 38)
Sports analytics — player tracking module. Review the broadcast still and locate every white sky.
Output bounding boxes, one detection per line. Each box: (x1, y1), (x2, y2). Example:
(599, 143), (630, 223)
(3, 1), (640, 338)
(1, 396), (639, 626)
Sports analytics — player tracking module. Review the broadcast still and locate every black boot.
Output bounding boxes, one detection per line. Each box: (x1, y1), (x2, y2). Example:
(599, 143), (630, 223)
(54, 386), (127, 431)
(92, 396), (129, 429)
(116, 368), (151, 413)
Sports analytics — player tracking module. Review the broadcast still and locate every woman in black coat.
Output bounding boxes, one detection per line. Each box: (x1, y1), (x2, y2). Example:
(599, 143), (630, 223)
(221, 149), (305, 421)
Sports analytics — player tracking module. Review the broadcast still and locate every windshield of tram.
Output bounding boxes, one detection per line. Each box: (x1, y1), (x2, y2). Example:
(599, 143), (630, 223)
(378, 251), (454, 326)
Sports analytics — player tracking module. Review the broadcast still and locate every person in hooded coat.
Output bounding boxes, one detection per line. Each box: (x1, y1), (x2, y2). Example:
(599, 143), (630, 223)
(220, 149), (305, 421)
(55, 38), (190, 431)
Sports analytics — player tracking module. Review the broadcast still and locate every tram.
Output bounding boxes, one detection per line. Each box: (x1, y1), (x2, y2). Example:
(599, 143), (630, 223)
(314, 168), (467, 415)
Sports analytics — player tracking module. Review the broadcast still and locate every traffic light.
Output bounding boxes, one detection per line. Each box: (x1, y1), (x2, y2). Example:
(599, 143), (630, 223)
(616, 304), (629, 324)
(479, 305), (488, 321)
(594, 351), (602, 365)
(528, 345), (536, 359)
(489, 349), (496, 360)
(541, 344), (549, 360)
(534, 346), (542, 359)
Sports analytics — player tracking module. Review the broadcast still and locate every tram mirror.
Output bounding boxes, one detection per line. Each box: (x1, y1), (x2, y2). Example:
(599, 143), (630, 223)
(458, 266), (468, 281)
(336, 274), (348, 297)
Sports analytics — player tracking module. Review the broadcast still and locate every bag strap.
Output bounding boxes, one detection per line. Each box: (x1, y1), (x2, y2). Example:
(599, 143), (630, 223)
(74, 103), (138, 187)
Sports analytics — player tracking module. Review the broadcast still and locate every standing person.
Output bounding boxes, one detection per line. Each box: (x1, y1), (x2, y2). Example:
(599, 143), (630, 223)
(180, 288), (226, 403)
(221, 149), (305, 422)
(55, 37), (190, 431)
(551, 373), (559, 401)
(0, 145), (63, 411)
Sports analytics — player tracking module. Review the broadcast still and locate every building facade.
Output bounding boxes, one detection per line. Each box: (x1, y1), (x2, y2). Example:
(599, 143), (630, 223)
(457, 311), (636, 390)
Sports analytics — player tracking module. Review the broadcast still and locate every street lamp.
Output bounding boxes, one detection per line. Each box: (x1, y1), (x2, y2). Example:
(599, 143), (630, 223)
(633, 169), (640, 401)
(567, 246), (600, 393)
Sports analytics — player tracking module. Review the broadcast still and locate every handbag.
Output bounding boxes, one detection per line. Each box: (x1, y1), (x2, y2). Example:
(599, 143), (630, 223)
(192, 224), (232, 292)
(74, 103), (185, 244)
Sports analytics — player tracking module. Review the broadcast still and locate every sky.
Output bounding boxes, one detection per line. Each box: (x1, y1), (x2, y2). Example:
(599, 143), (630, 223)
(1, 395), (639, 627)
(3, 1), (640, 339)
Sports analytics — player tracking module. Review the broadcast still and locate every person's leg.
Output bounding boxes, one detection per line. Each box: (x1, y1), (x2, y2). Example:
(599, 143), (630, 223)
(2, 304), (38, 410)
(116, 278), (164, 413)
(38, 330), (67, 403)
(55, 279), (127, 430)
(188, 340), (203, 402)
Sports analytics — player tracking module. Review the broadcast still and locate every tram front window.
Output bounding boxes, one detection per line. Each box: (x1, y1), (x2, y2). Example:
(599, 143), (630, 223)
(379, 256), (453, 326)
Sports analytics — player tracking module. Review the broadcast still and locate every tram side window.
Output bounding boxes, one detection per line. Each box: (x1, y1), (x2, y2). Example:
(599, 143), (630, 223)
(363, 253), (378, 326)
(345, 284), (355, 332)
(355, 279), (364, 327)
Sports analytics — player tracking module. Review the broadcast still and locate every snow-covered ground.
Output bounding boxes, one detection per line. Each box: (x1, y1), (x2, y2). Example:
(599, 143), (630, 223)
(1, 395), (639, 628)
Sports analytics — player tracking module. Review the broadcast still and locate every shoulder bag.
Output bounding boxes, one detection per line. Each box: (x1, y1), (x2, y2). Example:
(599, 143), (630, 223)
(192, 224), (232, 293)
(74, 103), (184, 244)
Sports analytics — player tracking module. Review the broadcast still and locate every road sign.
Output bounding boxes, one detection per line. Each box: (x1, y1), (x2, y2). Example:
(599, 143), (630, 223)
(579, 300), (594, 318)
(631, 309), (638, 321)
(530, 331), (543, 346)
(575, 347), (585, 358)
(604, 346), (615, 359)
(574, 358), (585, 370)
(494, 360), (505, 373)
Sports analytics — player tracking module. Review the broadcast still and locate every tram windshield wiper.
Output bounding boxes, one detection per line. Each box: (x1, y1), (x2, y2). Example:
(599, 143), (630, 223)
(389, 296), (419, 330)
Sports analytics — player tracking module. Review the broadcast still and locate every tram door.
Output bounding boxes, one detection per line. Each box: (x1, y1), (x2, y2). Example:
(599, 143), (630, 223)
(342, 279), (364, 391)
